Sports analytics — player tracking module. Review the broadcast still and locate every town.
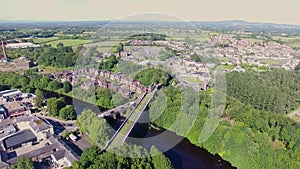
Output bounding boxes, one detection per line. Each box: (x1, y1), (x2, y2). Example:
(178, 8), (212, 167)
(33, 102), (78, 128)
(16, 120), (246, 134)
(0, 18), (300, 169)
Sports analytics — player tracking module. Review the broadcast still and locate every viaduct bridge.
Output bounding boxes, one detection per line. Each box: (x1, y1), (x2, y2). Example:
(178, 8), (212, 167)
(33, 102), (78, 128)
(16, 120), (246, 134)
(103, 84), (158, 150)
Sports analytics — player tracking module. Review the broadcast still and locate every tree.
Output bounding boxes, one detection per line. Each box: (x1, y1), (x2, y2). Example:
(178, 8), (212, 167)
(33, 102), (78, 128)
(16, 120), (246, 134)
(11, 156), (34, 169)
(47, 97), (66, 117)
(39, 76), (51, 89)
(78, 110), (113, 146)
(63, 81), (72, 93)
(34, 89), (44, 108)
(150, 146), (173, 169)
(47, 81), (63, 91)
(59, 105), (77, 120)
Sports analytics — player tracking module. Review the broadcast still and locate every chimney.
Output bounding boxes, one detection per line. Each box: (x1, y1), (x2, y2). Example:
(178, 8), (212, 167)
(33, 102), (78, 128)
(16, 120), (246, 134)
(1, 41), (7, 61)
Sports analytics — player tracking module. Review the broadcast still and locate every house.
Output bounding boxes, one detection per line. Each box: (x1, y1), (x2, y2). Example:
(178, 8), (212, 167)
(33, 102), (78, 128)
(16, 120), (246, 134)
(4, 101), (29, 117)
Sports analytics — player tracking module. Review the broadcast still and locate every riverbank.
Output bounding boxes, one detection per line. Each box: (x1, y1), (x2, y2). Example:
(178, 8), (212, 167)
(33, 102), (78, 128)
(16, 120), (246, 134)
(129, 125), (235, 169)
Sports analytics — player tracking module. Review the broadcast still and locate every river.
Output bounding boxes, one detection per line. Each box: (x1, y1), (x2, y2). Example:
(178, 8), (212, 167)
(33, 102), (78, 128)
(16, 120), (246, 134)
(43, 90), (235, 169)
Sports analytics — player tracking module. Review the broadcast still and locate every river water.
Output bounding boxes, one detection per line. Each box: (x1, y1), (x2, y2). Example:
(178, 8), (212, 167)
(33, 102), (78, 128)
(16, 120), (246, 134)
(43, 90), (235, 169)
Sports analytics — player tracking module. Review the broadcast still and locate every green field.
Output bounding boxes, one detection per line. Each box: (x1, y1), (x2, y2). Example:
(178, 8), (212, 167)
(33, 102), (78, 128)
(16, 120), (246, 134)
(33, 37), (60, 44)
(40, 66), (74, 74)
(261, 59), (279, 65)
(45, 39), (91, 47)
(272, 36), (300, 48)
(222, 64), (235, 70)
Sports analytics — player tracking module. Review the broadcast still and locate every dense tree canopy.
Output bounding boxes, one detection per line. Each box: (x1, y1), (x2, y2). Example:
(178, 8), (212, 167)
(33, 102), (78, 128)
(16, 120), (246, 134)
(77, 109), (113, 147)
(226, 69), (300, 114)
(149, 83), (300, 169)
(59, 105), (77, 120)
(34, 89), (44, 108)
(47, 97), (66, 117)
(134, 68), (171, 86)
(67, 144), (173, 169)
(6, 44), (79, 67)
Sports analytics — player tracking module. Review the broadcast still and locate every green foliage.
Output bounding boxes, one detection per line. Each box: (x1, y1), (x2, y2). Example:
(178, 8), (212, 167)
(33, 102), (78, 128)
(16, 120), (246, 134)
(114, 43), (124, 53)
(63, 81), (72, 93)
(6, 45), (78, 67)
(226, 69), (300, 114)
(69, 144), (173, 169)
(96, 87), (114, 109)
(0, 72), (29, 91)
(24, 68), (39, 76)
(134, 68), (171, 86)
(99, 55), (119, 71)
(59, 105), (77, 120)
(47, 80), (63, 91)
(112, 93), (129, 106)
(77, 110), (113, 147)
(34, 89), (44, 108)
(129, 33), (167, 41)
(150, 146), (173, 169)
(11, 156), (34, 169)
(150, 85), (300, 169)
(47, 97), (66, 117)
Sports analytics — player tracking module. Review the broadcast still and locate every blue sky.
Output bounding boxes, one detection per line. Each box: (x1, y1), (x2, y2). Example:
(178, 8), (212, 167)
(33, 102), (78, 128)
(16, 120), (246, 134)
(1, 0), (300, 25)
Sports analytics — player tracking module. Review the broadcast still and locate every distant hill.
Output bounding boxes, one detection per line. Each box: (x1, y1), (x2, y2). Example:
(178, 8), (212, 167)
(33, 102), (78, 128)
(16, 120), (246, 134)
(193, 20), (300, 34)
(1, 19), (300, 35)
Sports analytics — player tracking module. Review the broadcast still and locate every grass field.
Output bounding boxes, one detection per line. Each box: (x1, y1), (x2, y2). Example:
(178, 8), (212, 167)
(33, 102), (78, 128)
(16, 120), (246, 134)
(261, 59), (279, 65)
(45, 39), (91, 47)
(272, 36), (300, 48)
(33, 37), (60, 44)
(40, 66), (74, 74)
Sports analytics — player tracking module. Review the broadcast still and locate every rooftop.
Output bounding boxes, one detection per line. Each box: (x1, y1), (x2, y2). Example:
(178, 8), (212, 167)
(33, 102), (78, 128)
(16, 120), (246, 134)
(3, 130), (36, 149)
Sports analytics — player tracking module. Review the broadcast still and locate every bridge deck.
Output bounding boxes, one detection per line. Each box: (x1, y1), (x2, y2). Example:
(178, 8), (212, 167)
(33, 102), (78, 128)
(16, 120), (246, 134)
(106, 86), (157, 150)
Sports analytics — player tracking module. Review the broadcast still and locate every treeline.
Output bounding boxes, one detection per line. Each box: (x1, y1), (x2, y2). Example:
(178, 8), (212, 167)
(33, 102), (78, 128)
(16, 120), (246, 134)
(129, 33), (167, 41)
(1, 29), (57, 39)
(226, 69), (300, 114)
(0, 71), (127, 110)
(66, 145), (173, 169)
(149, 86), (300, 169)
(6, 43), (79, 67)
(77, 110), (113, 147)
(134, 68), (172, 86)
(47, 97), (77, 120)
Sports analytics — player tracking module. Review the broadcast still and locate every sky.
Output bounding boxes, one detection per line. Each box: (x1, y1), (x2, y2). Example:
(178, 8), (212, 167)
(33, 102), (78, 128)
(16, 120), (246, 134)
(1, 0), (300, 25)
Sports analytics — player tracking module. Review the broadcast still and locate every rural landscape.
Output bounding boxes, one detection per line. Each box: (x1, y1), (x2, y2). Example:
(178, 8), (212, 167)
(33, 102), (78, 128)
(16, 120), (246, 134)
(0, 10), (300, 169)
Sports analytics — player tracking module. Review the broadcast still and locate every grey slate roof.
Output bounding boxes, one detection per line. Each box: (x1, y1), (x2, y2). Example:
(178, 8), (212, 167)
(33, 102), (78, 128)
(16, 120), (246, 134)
(3, 130), (36, 149)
